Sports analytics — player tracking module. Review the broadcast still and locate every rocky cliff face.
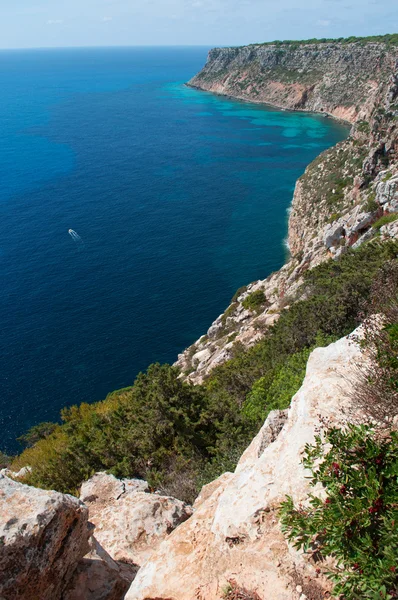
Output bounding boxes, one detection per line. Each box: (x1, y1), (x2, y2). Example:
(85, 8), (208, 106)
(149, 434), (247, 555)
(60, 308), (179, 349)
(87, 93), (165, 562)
(128, 329), (367, 599)
(189, 42), (396, 122)
(177, 41), (398, 383)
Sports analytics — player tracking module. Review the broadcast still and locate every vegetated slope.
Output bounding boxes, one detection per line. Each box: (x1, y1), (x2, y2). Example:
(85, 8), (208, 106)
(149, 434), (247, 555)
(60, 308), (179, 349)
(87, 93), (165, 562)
(10, 240), (398, 501)
(177, 37), (398, 382)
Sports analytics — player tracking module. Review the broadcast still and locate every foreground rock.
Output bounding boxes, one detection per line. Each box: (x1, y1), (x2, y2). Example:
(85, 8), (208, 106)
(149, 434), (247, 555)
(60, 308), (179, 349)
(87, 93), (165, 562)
(80, 472), (193, 566)
(0, 474), (90, 600)
(64, 536), (136, 600)
(128, 331), (365, 599)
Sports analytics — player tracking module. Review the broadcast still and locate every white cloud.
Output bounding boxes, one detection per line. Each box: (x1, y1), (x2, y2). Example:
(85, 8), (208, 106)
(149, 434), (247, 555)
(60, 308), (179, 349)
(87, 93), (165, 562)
(317, 18), (331, 26)
(101, 16), (113, 22)
(46, 19), (63, 25)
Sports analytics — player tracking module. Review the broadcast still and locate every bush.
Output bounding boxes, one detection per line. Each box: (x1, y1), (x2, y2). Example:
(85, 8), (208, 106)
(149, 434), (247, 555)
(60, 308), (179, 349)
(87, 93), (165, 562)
(363, 193), (379, 213)
(280, 425), (398, 600)
(349, 260), (398, 423)
(231, 285), (248, 303)
(17, 421), (57, 448)
(242, 347), (310, 425)
(0, 452), (13, 469)
(241, 290), (267, 313)
(373, 214), (398, 230)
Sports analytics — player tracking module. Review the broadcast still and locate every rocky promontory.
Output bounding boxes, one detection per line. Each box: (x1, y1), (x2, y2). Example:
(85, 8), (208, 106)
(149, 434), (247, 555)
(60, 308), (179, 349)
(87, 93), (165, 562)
(188, 41), (397, 122)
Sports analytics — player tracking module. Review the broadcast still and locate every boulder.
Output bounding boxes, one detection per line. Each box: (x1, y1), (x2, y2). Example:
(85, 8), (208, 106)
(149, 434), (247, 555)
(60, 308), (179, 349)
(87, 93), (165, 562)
(380, 218), (398, 240)
(80, 473), (193, 566)
(63, 536), (137, 600)
(80, 472), (149, 504)
(323, 222), (345, 249)
(126, 330), (366, 600)
(192, 348), (211, 366)
(376, 174), (398, 206)
(0, 474), (90, 600)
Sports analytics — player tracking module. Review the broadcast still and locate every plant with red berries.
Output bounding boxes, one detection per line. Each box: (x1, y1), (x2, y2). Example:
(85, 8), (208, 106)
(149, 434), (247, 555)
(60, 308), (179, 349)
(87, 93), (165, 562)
(280, 425), (398, 599)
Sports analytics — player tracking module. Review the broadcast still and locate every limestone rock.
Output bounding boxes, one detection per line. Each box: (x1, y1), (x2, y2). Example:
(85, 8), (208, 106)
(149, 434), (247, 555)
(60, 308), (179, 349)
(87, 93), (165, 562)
(64, 536), (137, 600)
(80, 473), (193, 566)
(0, 474), (90, 600)
(189, 42), (396, 123)
(376, 174), (398, 208)
(380, 218), (398, 240)
(323, 222), (345, 249)
(127, 331), (365, 600)
(80, 472), (149, 504)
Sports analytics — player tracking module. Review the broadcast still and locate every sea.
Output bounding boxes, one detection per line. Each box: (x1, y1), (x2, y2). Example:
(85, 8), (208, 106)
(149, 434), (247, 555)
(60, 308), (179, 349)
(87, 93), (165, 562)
(0, 47), (348, 453)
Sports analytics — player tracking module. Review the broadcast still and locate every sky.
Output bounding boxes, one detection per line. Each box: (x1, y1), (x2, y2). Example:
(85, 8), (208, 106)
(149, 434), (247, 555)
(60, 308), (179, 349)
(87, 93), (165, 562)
(0, 0), (397, 49)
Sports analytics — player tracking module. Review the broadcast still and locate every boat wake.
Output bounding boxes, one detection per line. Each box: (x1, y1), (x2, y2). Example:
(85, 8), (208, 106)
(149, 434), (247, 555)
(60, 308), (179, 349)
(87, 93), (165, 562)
(68, 229), (84, 249)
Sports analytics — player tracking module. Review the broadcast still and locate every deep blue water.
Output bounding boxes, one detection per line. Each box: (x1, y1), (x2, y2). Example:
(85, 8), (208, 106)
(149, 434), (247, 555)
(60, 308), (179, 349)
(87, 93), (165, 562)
(0, 47), (348, 453)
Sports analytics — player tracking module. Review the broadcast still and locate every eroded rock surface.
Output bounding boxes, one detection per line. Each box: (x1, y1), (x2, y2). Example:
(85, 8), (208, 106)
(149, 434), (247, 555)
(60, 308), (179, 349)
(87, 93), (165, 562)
(128, 331), (366, 600)
(0, 474), (90, 600)
(189, 42), (396, 122)
(64, 536), (136, 600)
(80, 472), (193, 566)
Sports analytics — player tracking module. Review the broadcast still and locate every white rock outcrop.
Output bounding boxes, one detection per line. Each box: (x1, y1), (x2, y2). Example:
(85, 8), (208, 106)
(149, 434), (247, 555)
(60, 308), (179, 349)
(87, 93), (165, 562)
(80, 472), (193, 566)
(127, 330), (365, 600)
(0, 474), (90, 600)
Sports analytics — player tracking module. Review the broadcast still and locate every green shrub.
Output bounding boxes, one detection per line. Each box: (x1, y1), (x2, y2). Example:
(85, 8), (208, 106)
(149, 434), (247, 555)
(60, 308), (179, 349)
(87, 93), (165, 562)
(356, 120), (370, 134)
(0, 452), (13, 469)
(241, 290), (267, 313)
(280, 425), (398, 599)
(363, 192), (379, 213)
(242, 347), (310, 425)
(373, 214), (398, 230)
(231, 285), (248, 303)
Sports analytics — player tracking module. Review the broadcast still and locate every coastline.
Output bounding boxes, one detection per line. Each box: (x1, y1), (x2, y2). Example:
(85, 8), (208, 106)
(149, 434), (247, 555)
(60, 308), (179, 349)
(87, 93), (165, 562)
(185, 82), (354, 126)
(184, 80), (352, 272)
(177, 43), (397, 382)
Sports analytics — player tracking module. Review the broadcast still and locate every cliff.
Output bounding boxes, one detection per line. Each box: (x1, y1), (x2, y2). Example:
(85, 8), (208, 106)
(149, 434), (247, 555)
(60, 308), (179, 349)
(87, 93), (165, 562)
(128, 329), (368, 599)
(188, 41), (396, 123)
(177, 39), (398, 382)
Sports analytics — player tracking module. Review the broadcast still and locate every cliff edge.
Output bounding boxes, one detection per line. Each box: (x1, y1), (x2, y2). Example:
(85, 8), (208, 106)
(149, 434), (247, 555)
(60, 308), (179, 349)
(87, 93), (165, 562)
(188, 41), (396, 123)
(177, 40), (398, 382)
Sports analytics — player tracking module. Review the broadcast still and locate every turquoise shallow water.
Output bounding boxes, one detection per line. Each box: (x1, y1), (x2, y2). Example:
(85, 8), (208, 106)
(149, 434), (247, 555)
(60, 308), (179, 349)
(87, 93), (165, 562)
(0, 47), (348, 452)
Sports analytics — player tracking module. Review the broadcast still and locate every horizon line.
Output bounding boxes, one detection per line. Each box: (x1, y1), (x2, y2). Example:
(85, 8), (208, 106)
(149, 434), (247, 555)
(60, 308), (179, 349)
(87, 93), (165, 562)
(0, 44), (216, 52)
